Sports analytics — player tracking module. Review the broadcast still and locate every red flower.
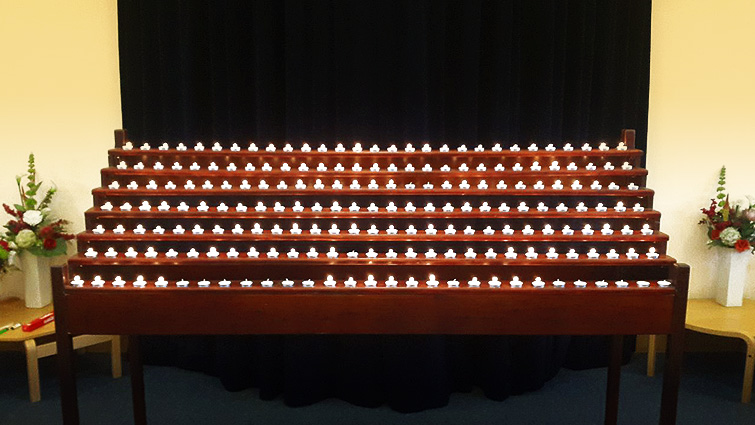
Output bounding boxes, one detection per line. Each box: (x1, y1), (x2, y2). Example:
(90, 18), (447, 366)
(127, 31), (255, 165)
(3, 203), (21, 218)
(0, 240), (9, 251)
(701, 199), (718, 218)
(714, 221), (732, 231)
(735, 239), (751, 253)
(39, 226), (55, 239)
(711, 229), (722, 240)
(43, 238), (57, 250)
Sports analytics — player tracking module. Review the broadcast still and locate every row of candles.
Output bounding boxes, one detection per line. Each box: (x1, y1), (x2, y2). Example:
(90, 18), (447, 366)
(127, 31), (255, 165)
(100, 200), (647, 213)
(122, 141), (629, 153)
(115, 160), (634, 172)
(83, 246), (660, 260)
(90, 222), (654, 236)
(106, 178), (641, 191)
(70, 274), (668, 289)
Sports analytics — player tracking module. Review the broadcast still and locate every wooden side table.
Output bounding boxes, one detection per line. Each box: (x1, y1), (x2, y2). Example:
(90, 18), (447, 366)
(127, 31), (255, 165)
(0, 297), (122, 402)
(647, 299), (755, 403)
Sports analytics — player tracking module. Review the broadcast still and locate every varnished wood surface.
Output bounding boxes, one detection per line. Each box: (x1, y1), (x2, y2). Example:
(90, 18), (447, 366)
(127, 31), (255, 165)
(61, 283), (676, 336)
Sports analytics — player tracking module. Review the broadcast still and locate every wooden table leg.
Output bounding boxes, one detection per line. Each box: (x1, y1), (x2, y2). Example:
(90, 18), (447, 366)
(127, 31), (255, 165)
(111, 335), (122, 379)
(129, 335), (147, 425)
(647, 335), (657, 377)
(605, 335), (623, 425)
(23, 339), (41, 402)
(742, 338), (754, 403)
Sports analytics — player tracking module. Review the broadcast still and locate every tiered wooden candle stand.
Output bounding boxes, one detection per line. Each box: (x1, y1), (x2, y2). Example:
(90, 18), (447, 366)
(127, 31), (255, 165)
(53, 129), (688, 424)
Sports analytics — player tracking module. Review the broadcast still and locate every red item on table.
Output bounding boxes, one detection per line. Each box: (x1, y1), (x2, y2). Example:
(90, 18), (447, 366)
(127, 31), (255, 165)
(22, 312), (55, 332)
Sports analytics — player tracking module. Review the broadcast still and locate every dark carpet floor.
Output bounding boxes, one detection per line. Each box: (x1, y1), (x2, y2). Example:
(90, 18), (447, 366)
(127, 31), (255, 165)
(0, 350), (753, 424)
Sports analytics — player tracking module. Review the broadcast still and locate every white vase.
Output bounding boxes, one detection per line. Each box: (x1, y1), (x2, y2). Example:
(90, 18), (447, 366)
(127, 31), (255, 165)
(19, 251), (52, 308)
(715, 248), (752, 307)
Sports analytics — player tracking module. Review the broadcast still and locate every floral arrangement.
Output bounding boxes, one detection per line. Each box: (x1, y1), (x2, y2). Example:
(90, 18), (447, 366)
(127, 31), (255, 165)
(700, 166), (755, 253)
(1, 154), (74, 268)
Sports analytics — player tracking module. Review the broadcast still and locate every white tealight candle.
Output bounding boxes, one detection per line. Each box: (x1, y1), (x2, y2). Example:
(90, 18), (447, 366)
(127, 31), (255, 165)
(465, 248), (477, 259)
(546, 248), (559, 259)
(587, 248), (600, 259)
(426, 224), (437, 235)
(156, 277), (168, 287)
(510, 276), (523, 288)
(641, 224), (654, 235)
(207, 247), (220, 258)
(385, 276), (398, 287)
(406, 248), (418, 258)
(307, 248), (318, 258)
(566, 249), (579, 259)
(386, 249), (398, 258)
(327, 247), (338, 258)
(601, 224), (613, 235)
(488, 276), (501, 288)
(504, 247), (517, 259)
(525, 248), (538, 259)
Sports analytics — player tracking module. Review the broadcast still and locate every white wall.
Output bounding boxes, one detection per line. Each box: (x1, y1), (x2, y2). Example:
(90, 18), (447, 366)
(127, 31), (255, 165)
(0, 0), (121, 298)
(648, 0), (755, 299)
(1, 0), (753, 301)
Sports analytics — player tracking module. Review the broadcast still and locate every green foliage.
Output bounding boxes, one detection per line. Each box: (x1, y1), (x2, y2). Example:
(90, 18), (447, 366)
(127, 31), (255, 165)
(717, 166), (727, 207)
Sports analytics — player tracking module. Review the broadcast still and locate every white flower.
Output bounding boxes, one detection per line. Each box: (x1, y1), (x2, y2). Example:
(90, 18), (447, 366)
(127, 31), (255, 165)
(22, 210), (44, 226)
(719, 227), (742, 247)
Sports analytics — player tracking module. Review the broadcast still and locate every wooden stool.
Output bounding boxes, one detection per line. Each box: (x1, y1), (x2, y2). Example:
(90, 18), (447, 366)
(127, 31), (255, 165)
(0, 297), (122, 402)
(647, 299), (755, 403)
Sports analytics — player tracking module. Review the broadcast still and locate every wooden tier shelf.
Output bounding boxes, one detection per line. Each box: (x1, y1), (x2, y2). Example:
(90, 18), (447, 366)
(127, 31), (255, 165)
(53, 129), (688, 425)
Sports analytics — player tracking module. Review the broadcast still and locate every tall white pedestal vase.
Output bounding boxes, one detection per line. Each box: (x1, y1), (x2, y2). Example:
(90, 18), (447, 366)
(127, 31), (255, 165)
(715, 249), (753, 307)
(19, 251), (52, 308)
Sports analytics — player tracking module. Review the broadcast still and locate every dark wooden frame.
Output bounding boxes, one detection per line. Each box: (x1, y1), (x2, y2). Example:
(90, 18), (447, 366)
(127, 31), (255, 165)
(53, 263), (689, 425)
(54, 128), (689, 424)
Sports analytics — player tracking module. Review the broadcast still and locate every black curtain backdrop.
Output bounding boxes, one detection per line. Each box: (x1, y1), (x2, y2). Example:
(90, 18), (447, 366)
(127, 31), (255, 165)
(117, 0), (651, 412)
